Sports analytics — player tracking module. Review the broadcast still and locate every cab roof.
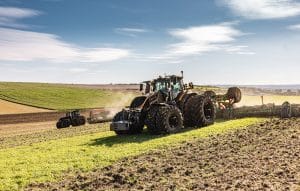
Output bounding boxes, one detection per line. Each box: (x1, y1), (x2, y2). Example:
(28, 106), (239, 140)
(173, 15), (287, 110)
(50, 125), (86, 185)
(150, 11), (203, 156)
(142, 75), (183, 84)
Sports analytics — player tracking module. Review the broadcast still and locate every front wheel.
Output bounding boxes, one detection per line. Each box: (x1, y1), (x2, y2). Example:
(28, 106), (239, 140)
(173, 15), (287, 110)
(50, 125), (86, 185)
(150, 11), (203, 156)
(56, 121), (63, 129)
(57, 119), (71, 128)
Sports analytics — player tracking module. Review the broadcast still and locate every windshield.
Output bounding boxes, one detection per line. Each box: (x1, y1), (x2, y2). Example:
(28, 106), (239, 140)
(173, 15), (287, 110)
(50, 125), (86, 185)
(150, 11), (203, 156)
(155, 81), (167, 92)
(172, 81), (182, 92)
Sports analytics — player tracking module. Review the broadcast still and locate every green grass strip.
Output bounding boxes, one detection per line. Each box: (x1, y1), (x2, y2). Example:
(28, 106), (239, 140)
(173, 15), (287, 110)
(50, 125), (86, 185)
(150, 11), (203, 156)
(0, 118), (263, 190)
(0, 82), (136, 110)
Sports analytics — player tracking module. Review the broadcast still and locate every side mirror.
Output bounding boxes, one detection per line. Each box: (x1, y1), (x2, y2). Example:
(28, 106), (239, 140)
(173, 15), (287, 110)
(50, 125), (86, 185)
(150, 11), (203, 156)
(139, 84), (144, 91)
(188, 82), (194, 89)
(184, 84), (188, 89)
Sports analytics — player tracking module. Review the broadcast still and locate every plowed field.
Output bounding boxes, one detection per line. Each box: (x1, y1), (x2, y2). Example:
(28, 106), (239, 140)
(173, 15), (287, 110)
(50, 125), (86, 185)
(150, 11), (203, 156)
(26, 118), (300, 191)
(0, 99), (48, 114)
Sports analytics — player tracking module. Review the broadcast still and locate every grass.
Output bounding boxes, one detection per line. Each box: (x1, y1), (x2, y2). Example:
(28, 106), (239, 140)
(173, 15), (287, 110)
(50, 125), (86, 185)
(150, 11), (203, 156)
(194, 85), (221, 92)
(0, 118), (264, 191)
(0, 82), (137, 110)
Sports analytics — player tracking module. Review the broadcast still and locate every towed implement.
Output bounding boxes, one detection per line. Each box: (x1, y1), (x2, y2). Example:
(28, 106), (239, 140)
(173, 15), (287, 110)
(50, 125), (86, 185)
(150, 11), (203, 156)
(56, 110), (86, 129)
(87, 109), (111, 124)
(110, 71), (241, 135)
(219, 101), (300, 119)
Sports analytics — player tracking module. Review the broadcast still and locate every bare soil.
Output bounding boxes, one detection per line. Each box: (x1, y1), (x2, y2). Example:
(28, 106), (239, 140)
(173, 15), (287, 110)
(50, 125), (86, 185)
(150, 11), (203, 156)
(0, 107), (113, 149)
(0, 99), (49, 115)
(26, 118), (300, 191)
(0, 107), (115, 125)
(0, 121), (57, 138)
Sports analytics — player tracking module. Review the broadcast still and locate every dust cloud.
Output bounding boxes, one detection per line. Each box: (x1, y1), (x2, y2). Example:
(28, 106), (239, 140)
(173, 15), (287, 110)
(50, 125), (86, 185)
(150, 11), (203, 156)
(105, 92), (136, 118)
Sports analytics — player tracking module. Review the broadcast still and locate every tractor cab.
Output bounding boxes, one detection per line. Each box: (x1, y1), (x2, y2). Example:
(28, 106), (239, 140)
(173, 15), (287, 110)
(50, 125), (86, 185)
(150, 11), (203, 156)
(152, 75), (184, 101)
(67, 110), (80, 118)
(139, 71), (193, 98)
(139, 74), (191, 101)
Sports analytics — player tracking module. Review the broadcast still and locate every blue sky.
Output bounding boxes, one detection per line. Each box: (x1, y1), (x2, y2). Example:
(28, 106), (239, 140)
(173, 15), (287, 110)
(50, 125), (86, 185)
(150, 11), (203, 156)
(0, 0), (300, 85)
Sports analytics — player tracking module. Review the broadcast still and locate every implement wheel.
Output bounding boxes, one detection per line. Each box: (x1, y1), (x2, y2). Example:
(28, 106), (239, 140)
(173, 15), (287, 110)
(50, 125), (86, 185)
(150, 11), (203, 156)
(281, 101), (292, 118)
(203, 90), (216, 99)
(226, 87), (242, 103)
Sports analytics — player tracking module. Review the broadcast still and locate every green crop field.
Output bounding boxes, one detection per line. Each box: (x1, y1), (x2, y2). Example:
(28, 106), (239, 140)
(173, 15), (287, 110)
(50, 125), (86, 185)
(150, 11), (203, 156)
(1, 82), (299, 111)
(194, 85), (221, 92)
(0, 118), (263, 191)
(0, 82), (137, 110)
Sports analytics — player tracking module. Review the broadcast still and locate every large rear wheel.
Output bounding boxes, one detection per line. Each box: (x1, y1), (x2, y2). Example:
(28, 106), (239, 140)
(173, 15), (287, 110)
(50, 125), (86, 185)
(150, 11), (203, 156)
(78, 116), (86, 125)
(178, 93), (197, 111)
(181, 93), (197, 127)
(71, 118), (80, 126)
(184, 95), (215, 127)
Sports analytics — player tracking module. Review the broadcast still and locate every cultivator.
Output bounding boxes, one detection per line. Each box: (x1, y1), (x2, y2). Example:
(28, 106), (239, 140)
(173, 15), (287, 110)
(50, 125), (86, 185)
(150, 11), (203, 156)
(217, 102), (300, 120)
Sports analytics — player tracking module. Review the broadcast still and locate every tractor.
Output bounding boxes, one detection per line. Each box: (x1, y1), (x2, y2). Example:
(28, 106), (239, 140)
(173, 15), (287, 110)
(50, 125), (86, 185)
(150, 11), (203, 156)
(56, 110), (86, 129)
(110, 71), (242, 135)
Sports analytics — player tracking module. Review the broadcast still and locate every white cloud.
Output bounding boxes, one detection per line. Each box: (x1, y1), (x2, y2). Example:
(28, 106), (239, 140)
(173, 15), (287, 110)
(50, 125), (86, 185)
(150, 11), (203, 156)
(68, 68), (89, 73)
(132, 23), (253, 64)
(115, 27), (149, 37)
(167, 23), (248, 56)
(0, 6), (40, 28)
(0, 7), (40, 18)
(288, 24), (300, 30)
(116, 28), (148, 33)
(81, 48), (131, 62)
(220, 0), (300, 19)
(0, 27), (131, 62)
